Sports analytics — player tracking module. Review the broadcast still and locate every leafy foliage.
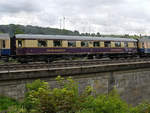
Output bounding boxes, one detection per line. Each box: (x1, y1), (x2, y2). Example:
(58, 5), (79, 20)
(0, 24), (80, 36)
(130, 102), (150, 113)
(0, 96), (19, 111)
(0, 24), (143, 38)
(24, 76), (93, 113)
(1, 76), (150, 113)
(23, 76), (150, 113)
(89, 92), (130, 113)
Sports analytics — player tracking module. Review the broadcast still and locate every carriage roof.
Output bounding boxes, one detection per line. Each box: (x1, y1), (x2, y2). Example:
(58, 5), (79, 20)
(16, 34), (137, 42)
(0, 34), (10, 39)
(138, 37), (150, 42)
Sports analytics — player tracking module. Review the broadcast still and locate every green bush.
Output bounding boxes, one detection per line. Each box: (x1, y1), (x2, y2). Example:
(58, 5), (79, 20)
(24, 76), (93, 113)
(90, 92), (130, 113)
(2, 76), (150, 113)
(6, 105), (27, 113)
(23, 76), (133, 113)
(0, 96), (19, 111)
(130, 102), (150, 113)
(24, 79), (54, 113)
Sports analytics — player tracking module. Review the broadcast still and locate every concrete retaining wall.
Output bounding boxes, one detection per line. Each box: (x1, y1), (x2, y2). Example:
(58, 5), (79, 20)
(0, 61), (150, 105)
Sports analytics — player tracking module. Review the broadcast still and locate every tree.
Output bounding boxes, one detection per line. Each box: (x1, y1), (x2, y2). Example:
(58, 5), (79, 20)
(15, 28), (24, 34)
(91, 33), (96, 37)
(96, 32), (101, 37)
(74, 30), (80, 35)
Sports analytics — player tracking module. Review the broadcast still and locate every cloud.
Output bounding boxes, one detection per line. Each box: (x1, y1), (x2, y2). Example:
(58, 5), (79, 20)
(0, 0), (40, 14)
(0, 0), (150, 34)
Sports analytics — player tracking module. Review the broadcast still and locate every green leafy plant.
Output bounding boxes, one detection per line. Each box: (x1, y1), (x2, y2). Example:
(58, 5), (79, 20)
(23, 76), (94, 113)
(2, 76), (150, 113)
(130, 102), (150, 113)
(0, 96), (19, 111)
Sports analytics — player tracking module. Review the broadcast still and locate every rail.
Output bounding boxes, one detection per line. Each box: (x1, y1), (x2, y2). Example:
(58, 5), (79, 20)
(0, 58), (150, 72)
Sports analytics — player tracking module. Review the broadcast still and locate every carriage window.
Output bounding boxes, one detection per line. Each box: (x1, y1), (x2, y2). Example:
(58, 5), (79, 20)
(81, 41), (88, 47)
(18, 40), (22, 48)
(115, 42), (121, 47)
(2, 40), (5, 48)
(68, 41), (76, 47)
(142, 42), (144, 48)
(54, 40), (62, 47)
(134, 42), (137, 47)
(124, 42), (128, 47)
(38, 40), (47, 47)
(93, 41), (100, 47)
(104, 41), (111, 48)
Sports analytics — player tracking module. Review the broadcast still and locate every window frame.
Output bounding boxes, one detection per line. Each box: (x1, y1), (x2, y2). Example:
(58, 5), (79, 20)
(18, 40), (22, 48)
(104, 41), (111, 48)
(53, 40), (62, 47)
(68, 41), (76, 47)
(115, 42), (121, 48)
(142, 42), (144, 48)
(38, 40), (47, 47)
(2, 40), (5, 48)
(134, 42), (137, 48)
(81, 41), (88, 47)
(124, 42), (128, 48)
(93, 41), (100, 47)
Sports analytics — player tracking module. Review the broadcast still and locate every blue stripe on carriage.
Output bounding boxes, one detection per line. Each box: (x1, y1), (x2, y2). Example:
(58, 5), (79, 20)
(1, 49), (11, 55)
(142, 48), (150, 53)
(139, 48), (144, 53)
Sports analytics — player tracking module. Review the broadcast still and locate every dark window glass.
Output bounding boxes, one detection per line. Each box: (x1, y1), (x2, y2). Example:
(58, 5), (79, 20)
(54, 40), (62, 47)
(18, 40), (22, 47)
(93, 41), (100, 47)
(89, 41), (93, 45)
(142, 42), (144, 48)
(124, 42), (128, 47)
(2, 40), (5, 48)
(68, 41), (76, 47)
(38, 40), (47, 47)
(115, 42), (121, 47)
(81, 41), (88, 47)
(104, 41), (111, 48)
(134, 42), (137, 47)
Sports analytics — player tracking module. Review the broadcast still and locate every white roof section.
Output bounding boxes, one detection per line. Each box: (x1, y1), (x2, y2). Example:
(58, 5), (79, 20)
(16, 34), (137, 42)
(0, 34), (10, 39)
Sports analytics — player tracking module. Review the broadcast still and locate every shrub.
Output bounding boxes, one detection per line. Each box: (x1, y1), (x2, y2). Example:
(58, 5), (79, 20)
(0, 96), (19, 111)
(24, 79), (54, 113)
(7, 105), (27, 113)
(5, 76), (150, 113)
(90, 91), (130, 113)
(130, 102), (150, 113)
(23, 76), (94, 113)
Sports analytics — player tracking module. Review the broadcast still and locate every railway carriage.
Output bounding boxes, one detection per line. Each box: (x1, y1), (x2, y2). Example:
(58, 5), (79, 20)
(138, 37), (150, 56)
(14, 34), (138, 62)
(0, 34), (11, 57)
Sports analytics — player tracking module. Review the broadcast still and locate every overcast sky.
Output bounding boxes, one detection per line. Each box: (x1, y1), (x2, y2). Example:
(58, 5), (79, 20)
(0, 0), (150, 35)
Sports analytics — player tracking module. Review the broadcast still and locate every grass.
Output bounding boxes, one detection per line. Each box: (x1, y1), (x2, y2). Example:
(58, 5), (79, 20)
(0, 96), (19, 111)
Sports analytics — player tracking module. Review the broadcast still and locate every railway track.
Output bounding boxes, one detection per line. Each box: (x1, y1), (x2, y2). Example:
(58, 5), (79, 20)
(0, 58), (150, 71)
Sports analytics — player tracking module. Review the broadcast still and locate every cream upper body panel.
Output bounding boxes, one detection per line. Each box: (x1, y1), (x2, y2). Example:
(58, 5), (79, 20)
(15, 34), (138, 49)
